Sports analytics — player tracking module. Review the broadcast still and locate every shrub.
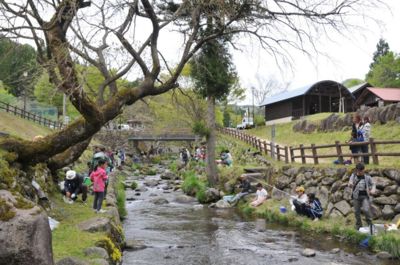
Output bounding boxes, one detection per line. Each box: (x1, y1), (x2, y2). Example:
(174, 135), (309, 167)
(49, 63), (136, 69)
(116, 177), (127, 219)
(181, 171), (206, 199)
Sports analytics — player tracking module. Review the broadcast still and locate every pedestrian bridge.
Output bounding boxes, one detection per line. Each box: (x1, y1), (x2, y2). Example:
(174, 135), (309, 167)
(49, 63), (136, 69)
(128, 133), (199, 142)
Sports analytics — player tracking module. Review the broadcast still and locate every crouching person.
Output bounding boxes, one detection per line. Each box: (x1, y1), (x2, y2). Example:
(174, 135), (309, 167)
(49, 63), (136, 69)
(304, 193), (323, 221)
(290, 186), (309, 215)
(250, 183), (268, 207)
(62, 170), (88, 204)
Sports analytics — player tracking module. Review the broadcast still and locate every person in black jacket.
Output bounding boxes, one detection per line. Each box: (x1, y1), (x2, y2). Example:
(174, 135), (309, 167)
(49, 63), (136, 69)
(61, 170), (88, 204)
(228, 175), (252, 206)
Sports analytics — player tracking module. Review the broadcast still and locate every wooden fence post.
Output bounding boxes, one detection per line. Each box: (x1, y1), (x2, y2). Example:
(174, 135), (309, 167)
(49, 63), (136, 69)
(284, 146), (289, 163)
(276, 145), (281, 161)
(270, 142), (274, 158)
(335, 141), (343, 163)
(289, 146), (295, 163)
(263, 141), (268, 155)
(300, 144), (306, 164)
(311, 144), (318, 164)
(369, 138), (379, 165)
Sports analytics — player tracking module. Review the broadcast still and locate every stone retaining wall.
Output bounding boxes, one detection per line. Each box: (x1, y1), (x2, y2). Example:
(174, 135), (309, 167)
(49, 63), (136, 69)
(269, 166), (400, 223)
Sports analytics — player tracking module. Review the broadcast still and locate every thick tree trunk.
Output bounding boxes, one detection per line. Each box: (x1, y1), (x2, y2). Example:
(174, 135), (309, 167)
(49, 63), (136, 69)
(205, 96), (218, 186)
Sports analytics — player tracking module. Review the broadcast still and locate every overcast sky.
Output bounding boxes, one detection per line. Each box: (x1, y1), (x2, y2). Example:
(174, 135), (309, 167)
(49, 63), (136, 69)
(235, 0), (400, 105)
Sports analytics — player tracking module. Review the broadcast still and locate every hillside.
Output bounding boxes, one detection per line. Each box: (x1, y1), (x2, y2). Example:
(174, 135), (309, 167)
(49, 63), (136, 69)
(0, 111), (52, 140)
(245, 113), (400, 167)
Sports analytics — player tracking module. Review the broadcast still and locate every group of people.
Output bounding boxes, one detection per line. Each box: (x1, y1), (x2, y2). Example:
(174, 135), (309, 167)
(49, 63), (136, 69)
(61, 145), (119, 213)
(228, 162), (379, 231)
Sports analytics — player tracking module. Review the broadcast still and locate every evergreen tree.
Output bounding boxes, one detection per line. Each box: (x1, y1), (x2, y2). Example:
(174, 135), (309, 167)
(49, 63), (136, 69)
(366, 39), (390, 81)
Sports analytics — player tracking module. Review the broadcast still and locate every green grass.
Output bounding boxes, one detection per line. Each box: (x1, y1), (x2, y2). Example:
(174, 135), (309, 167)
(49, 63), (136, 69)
(245, 113), (400, 167)
(0, 110), (51, 139)
(181, 170), (207, 202)
(116, 176), (127, 219)
(50, 195), (105, 263)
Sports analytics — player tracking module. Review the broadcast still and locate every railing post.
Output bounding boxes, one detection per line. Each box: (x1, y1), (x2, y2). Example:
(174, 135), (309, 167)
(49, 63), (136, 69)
(270, 142), (274, 159)
(300, 144), (306, 164)
(284, 146), (289, 163)
(335, 141), (343, 163)
(258, 139), (262, 152)
(289, 146), (295, 163)
(263, 141), (268, 155)
(276, 144), (281, 161)
(311, 143), (318, 164)
(370, 138), (379, 165)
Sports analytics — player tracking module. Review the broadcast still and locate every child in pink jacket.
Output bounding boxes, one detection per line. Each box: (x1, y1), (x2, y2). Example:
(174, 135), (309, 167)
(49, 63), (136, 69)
(90, 159), (108, 213)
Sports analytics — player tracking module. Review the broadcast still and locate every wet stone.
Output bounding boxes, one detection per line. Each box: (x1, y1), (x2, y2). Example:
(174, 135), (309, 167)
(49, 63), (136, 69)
(331, 248), (340, 254)
(125, 240), (147, 251)
(376, 251), (392, 259)
(301, 248), (316, 257)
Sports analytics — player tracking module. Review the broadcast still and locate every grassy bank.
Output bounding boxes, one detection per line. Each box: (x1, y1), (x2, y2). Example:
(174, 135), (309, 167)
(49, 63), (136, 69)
(239, 198), (400, 258)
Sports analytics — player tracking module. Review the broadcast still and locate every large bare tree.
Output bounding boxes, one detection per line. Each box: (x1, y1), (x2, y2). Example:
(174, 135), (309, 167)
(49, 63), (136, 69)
(0, 0), (381, 169)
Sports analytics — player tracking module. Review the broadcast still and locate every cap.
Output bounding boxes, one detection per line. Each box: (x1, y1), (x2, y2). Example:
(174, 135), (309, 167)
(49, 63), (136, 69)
(356, 162), (365, 171)
(295, 186), (305, 193)
(66, 170), (76, 180)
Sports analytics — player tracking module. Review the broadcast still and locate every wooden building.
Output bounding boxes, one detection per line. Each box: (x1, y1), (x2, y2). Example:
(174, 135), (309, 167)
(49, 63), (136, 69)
(259, 80), (354, 125)
(355, 87), (400, 107)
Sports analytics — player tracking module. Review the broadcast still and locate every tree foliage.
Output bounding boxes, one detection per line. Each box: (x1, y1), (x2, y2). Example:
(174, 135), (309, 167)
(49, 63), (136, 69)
(0, 37), (41, 97)
(366, 52), (400, 88)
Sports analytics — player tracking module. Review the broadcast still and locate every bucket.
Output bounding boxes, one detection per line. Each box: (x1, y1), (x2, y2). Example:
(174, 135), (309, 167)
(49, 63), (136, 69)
(280, 206), (287, 213)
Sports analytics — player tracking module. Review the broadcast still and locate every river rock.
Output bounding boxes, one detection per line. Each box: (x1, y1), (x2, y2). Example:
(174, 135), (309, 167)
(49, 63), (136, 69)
(392, 214), (400, 224)
(204, 188), (221, 203)
(144, 179), (159, 187)
(382, 169), (400, 183)
(275, 175), (291, 189)
(56, 257), (89, 265)
(323, 168), (337, 178)
(317, 186), (329, 209)
(376, 251), (393, 259)
(330, 181), (342, 193)
(326, 202), (334, 215)
(149, 193), (157, 197)
(301, 248), (316, 257)
(295, 174), (305, 185)
(160, 170), (176, 180)
(371, 204), (382, 220)
(334, 200), (352, 216)
(224, 182), (234, 194)
(214, 200), (231, 208)
(0, 190), (53, 265)
(150, 198), (169, 205)
(174, 195), (196, 204)
(135, 186), (148, 192)
(330, 248), (340, 254)
(321, 177), (336, 186)
(394, 203), (400, 213)
(83, 247), (109, 259)
(343, 187), (353, 201)
(284, 167), (299, 177)
(373, 196), (397, 205)
(382, 205), (395, 220)
(125, 240), (147, 251)
(336, 168), (347, 178)
(77, 217), (111, 233)
(383, 185), (398, 196)
(312, 171), (322, 178)
(304, 180), (318, 188)
(304, 172), (313, 180)
(372, 177), (392, 190)
(271, 187), (286, 201)
(330, 191), (343, 203)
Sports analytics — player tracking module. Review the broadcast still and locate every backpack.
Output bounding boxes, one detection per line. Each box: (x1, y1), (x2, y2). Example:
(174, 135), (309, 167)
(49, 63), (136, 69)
(356, 129), (364, 142)
(181, 151), (188, 161)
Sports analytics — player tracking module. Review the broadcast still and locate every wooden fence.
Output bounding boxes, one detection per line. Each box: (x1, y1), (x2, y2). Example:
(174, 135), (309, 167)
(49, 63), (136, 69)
(0, 101), (62, 130)
(220, 128), (400, 165)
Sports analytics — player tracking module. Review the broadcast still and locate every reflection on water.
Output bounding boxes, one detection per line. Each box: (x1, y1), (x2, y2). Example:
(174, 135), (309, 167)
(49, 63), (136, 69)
(123, 175), (396, 265)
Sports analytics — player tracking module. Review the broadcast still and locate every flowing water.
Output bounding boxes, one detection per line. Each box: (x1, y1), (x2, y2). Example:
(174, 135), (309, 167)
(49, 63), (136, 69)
(122, 174), (396, 265)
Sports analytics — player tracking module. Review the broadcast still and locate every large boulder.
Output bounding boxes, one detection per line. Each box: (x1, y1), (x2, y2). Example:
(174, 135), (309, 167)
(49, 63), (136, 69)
(150, 198), (169, 205)
(160, 170), (177, 180)
(0, 190), (53, 265)
(373, 196), (398, 205)
(295, 174), (305, 185)
(275, 175), (292, 190)
(383, 185), (398, 196)
(174, 195), (196, 204)
(334, 200), (352, 216)
(56, 257), (89, 265)
(394, 203), (400, 213)
(271, 187), (286, 201)
(317, 186), (329, 209)
(330, 181), (342, 193)
(330, 191), (343, 203)
(372, 177), (392, 190)
(321, 177), (336, 186)
(382, 205), (395, 220)
(382, 169), (400, 183)
(343, 187), (353, 201)
(204, 188), (221, 203)
(214, 200), (231, 208)
(83, 247), (109, 260)
(371, 204), (383, 220)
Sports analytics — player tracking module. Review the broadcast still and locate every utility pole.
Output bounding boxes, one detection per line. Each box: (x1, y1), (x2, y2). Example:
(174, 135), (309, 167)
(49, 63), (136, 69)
(251, 86), (255, 127)
(22, 71), (28, 112)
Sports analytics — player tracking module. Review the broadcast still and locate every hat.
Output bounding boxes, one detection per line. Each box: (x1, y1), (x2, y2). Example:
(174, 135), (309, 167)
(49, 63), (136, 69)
(295, 186), (305, 193)
(62, 166), (71, 173)
(66, 170), (76, 180)
(356, 162), (365, 171)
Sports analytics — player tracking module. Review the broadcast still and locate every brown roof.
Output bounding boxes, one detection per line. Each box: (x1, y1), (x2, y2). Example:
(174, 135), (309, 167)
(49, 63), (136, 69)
(367, 88), (400, 102)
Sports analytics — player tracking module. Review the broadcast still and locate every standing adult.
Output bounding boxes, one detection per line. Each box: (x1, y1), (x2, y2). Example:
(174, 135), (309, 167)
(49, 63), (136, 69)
(359, 117), (371, 164)
(349, 115), (363, 164)
(348, 163), (376, 231)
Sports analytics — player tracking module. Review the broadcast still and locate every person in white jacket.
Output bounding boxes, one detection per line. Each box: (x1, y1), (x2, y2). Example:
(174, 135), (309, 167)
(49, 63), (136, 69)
(359, 117), (371, 164)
